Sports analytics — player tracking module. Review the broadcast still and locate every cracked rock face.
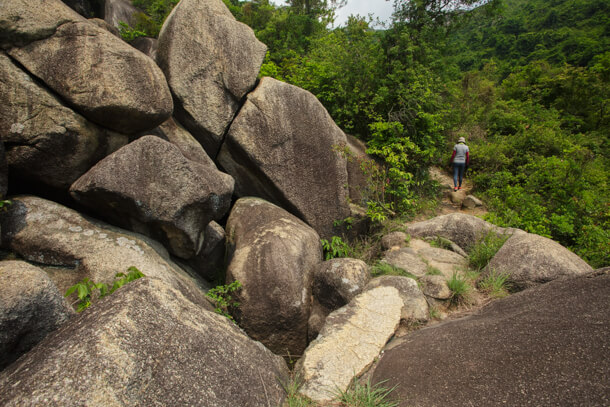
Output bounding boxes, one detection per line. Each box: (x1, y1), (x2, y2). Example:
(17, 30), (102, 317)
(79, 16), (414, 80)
(0, 52), (128, 192)
(3, 0), (173, 134)
(157, 0), (266, 156)
(225, 197), (322, 356)
(295, 286), (403, 402)
(218, 77), (350, 239)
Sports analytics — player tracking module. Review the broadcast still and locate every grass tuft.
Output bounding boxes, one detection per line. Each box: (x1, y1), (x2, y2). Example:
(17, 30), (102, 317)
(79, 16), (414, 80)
(425, 265), (443, 276)
(468, 232), (509, 271)
(478, 269), (511, 298)
(336, 379), (399, 407)
(446, 272), (471, 306)
(372, 261), (418, 281)
(282, 375), (315, 407)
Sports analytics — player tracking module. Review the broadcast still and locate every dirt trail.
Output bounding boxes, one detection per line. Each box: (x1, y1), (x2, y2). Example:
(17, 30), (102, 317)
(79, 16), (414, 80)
(427, 166), (488, 218)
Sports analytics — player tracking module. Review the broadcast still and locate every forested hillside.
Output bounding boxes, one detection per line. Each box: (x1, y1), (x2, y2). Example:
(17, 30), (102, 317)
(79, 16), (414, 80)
(127, 0), (608, 267)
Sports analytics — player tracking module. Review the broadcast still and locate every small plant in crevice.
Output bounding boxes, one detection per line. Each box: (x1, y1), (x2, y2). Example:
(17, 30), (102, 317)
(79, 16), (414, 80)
(446, 272), (471, 306)
(282, 374), (315, 407)
(478, 269), (511, 298)
(333, 216), (354, 231)
(321, 236), (352, 260)
(428, 305), (441, 320)
(65, 266), (145, 312)
(371, 261), (419, 281)
(427, 235), (453, 251)
(335, 378), (399, 407)
(464, 269), (481, 282)
(468, 232), (509, 271)
(0, 199), (12, 211)
(206, 280), (242, 322)
(425, 265), (443, 276)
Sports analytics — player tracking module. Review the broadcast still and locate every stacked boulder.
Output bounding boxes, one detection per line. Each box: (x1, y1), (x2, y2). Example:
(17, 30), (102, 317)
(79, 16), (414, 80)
(0, 0), (603, 405)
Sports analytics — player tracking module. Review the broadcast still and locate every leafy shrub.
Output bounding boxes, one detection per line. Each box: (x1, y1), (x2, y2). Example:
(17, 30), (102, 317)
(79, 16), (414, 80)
(321, 236), (351, 260)
(65, 266), (145, 312)
(206, 280), (242, 322)
(118, 21), (146, 42)
(468, 232), (509, 271)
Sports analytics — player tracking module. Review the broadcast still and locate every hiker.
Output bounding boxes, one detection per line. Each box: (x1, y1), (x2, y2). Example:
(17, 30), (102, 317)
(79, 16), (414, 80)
(450, 136), (470, 192)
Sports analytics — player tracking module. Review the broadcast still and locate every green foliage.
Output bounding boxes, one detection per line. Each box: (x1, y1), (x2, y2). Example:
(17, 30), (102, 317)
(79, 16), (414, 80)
(335, 379), (399, 407)
(468, 232), (509, 271)
(65, 266), (145, 312)
(118, 21), (147, 42)
(425, 265), (443, 276)
(427, 235), (453, 250)
(206, 280), (242, 322)
(478, 269), (511, 298)
(0, 200), (12, 211)
(130, 0), (179, 37)
(371, 261), (418, 281)
(446, 272), (471, 306)
(428, 305), (441, 320)
(282, 375), (315, 407)
(321, 236), (352, 260)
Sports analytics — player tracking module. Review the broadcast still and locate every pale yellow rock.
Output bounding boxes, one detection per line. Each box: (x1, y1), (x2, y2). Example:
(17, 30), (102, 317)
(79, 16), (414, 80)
(296, 286), (402, 402)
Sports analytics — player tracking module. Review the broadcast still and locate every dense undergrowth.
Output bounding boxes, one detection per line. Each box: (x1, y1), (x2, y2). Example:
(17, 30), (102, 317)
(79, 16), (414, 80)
(123, 0), (608, 268)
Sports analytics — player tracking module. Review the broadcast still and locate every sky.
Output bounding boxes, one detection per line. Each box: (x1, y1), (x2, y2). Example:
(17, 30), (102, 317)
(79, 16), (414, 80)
(269, 0), (395, 27)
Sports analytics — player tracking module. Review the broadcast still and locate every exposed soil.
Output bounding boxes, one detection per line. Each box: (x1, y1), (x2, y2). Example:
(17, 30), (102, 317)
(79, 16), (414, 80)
(421, 166), (488, 219)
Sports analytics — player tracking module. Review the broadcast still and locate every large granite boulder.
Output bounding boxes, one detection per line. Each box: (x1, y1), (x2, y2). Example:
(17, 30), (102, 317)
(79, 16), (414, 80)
(406, 213), (514, 251)
(484, 232), (593, 290)
(371, 270), (610, 406)
(0, 260), (74, 370)
(148, 116), (218, 166)
(0, 196), (210, 307)
(3, 0), (173, 133)
(218, 77), (351, 239)
(157, 0), (266, 156)
(70, 136), (234, 259)
(225, 197), (322, 356)
(295, 286), (403, 403)
(0, 52), (127, 193)
(0, 278), (290, 406)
